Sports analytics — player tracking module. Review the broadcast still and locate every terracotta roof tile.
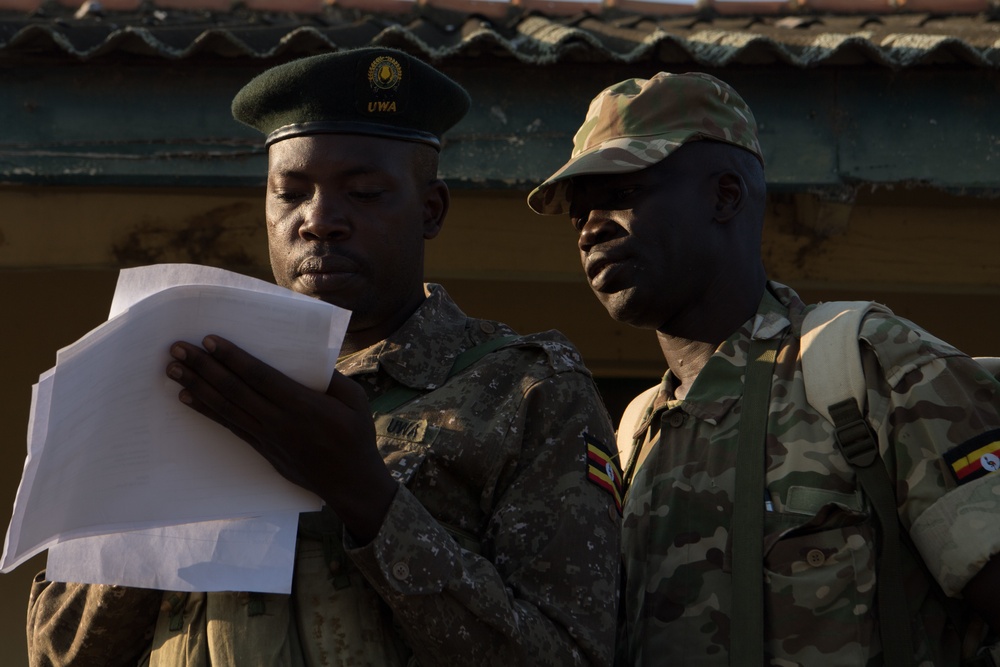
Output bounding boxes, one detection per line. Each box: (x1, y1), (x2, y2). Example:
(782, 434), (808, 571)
(517, 0), (603, 15)
(334, 0), (417, 13)
(798, 0), (892, 10)
(89, 0), (141, 9)
(899, 0), (990, 10)
(153, 0), (233, 9)
(609, 0), (701, 15)
(714, 0), (793, 14)
(243, 0), (323, 12)
(4, 0), (41, 10)
(420, 0), (510, 18)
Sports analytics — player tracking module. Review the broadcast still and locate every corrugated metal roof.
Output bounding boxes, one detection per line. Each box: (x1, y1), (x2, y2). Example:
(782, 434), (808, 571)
(0, 1), (992, 13)
(1, 1), (999, 66)
(2, 0), (996, 15)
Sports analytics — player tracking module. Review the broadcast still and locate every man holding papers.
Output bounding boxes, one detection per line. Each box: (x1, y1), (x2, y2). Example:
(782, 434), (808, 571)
(27, 48), (621, 666)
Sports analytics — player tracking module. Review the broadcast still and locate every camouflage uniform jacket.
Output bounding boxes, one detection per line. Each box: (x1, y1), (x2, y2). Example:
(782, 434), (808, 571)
(619, 281), (1000, 666)
(28, 283), (621, 667)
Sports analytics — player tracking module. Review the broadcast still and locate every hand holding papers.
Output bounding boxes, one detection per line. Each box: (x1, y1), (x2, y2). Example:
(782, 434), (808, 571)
(2, 264), (351, 593)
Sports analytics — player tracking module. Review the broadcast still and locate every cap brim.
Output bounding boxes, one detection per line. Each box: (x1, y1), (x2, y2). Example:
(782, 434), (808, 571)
(527, 134), (692, 215)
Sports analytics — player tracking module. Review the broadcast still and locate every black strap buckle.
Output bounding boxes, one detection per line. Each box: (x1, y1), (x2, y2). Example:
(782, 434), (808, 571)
(829, 398), (878, 467)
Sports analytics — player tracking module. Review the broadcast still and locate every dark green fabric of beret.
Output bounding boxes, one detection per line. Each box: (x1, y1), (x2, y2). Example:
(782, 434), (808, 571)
(232, 47), (471, 150)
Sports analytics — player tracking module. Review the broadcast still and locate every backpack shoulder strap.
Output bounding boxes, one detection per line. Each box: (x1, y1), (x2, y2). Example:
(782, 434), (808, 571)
(800, 300), (917, 666)
(975, 357), (1000, 380)
(800, 300), (891, 422)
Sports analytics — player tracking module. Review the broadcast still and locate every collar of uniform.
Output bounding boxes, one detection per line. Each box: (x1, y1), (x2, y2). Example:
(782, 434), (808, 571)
(335, 283), (469, 391)
(670, 283), (793, 424)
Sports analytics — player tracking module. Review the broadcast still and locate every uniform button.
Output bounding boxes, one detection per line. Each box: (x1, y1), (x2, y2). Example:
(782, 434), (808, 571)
(391, 561), (410, 581)
(806, 549), (825, 567)
(479, 322), (496, 334)
(668, 412), (684, 428)
(608, 504), (618, 521)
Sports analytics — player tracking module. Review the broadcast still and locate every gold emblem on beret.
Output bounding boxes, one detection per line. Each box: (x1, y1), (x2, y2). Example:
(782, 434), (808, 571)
(368, 56), (403, 92)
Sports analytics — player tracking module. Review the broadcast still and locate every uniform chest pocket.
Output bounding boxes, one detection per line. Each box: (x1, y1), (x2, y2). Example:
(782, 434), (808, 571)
(374, 415), (432, 487)
(374, 415), (500, 540)
(762, 501), (877, 664)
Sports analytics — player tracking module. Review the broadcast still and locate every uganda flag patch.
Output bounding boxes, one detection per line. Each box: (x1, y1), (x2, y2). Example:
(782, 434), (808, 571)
(942, 429), (1000, 485)
(585, 432), (623, 513)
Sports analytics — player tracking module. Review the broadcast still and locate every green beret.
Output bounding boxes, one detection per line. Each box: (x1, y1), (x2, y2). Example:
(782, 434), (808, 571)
(232, 47), (471, 151)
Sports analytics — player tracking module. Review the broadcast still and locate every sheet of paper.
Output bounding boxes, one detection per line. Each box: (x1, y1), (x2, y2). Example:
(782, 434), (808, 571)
(44, 265), (336, 593)
(2, 265), (350, 588)
(108, 263), (317, 319)
(44, 264), (315, 594)
(45, 513), (301, 594)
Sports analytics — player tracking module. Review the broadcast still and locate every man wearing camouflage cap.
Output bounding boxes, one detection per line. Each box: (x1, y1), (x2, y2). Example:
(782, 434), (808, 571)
(26, 47), (621, 666)
(529, 72), (1000, 665)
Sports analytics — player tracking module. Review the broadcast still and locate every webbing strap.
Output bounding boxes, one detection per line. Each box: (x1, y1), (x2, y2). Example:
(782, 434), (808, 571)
(731, 334), (781, 667)
(368, 335), (519, 415)
(829, 397), (915, 667)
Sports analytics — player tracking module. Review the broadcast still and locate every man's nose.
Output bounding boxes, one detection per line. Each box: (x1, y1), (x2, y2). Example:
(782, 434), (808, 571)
(299, 197), (350, 241)
(577, 210), (616, 252)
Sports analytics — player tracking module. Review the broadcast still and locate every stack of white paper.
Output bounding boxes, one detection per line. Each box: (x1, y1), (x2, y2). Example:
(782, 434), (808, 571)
(2, 264), (351, 594)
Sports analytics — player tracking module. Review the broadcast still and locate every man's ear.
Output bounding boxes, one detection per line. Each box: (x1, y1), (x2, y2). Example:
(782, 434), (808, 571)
(714, 171), (747, 223)
(423, 179), (449, 240)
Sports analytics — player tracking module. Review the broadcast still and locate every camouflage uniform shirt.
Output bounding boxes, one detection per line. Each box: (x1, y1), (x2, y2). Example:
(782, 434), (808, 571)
(27, 284), (621, 667)
(619, 282), (1000, 666)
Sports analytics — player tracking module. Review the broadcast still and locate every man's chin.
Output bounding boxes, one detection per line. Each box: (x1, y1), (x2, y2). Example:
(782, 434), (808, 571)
(595, 291), (657, 330)
(290, 279), (363, 311)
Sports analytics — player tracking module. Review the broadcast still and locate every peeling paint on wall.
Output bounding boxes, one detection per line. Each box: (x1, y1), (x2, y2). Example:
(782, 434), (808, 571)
(111, 201), (264, 269)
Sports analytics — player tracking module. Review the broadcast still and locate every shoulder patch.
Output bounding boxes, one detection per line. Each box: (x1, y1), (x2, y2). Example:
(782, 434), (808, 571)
(584, 432), (623, 514)
(942, 429), (1000, 485)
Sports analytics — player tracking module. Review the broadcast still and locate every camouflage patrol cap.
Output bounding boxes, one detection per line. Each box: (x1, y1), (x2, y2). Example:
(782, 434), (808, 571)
(527, 72), (763, 215)
(232, 47), (470, 150)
